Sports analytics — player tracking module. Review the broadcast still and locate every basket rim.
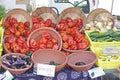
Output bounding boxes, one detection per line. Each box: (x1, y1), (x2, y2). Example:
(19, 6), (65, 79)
(87, 8), (114, 23)
(58, 7), (87, 26)
(32, 6), (58, 23)
(3, 8), (32, 29)
(62, 46), (89, 53)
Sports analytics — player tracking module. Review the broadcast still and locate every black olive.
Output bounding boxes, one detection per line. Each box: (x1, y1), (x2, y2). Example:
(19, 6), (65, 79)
(75, 62), (86, 66)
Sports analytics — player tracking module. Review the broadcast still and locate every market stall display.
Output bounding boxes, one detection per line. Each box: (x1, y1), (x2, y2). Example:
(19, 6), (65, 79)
(0, 5), (119, 79)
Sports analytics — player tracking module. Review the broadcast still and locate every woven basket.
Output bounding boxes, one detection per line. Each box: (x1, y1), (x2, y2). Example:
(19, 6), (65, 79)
(31, 49), (67, 72)
(58, 7), (86, 28)
(32, 6), (58, 24)
(87, 8), (114, 26)
(27, 27), (62, 51)
(0, 53), (33, 74)
(67, 51), (97, 71)
(3, 8), (32, 29)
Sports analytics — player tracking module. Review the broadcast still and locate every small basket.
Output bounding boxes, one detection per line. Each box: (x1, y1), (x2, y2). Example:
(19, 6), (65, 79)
(87, 8), (114, 27)
(31, 49), (67, 72)
(0, 53), (33, 74)
(32, 6), (58, 24)
(58, 7), (86, 29)
(3, 8), (32, 29)
(67, 51), (97, 71)
(27, 27), (62, 51)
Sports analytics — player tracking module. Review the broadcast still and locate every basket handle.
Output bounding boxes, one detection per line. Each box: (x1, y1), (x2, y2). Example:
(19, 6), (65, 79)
(50, 7), (59, 15)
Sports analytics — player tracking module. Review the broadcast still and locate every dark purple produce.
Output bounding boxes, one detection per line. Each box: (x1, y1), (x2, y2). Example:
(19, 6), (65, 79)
(1, 54), (32, 69)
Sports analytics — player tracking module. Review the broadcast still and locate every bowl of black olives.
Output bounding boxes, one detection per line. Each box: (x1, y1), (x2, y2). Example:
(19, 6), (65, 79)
(0, 53), (33, 74)
(67, 51), (97, 71)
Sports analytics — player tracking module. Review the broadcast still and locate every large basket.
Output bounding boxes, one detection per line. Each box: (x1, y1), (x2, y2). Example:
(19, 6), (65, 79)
(87, 8), (114, 27)
(3, 8), (32, 29)
(32, 6), (58, 24)
(58, 7), (86, 28)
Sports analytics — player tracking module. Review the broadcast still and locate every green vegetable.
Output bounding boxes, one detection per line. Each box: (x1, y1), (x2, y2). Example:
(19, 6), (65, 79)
(49, 61), (60, 66)
(0, 5), (6, 20)
(89, 30), (120, 42)
(27, 51), (33, 58)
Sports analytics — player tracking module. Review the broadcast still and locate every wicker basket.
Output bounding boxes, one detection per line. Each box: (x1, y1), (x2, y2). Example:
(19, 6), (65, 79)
(3, 8), (32, 29)
(87, 8), (114, 27)
(58, 7), (86, 29)
(67, 51), (97, 71)
(0, 53), (33, 74)
(32, 6), (58, 24)
(31, 49), (67, 72)
(27, 27), (62, 51)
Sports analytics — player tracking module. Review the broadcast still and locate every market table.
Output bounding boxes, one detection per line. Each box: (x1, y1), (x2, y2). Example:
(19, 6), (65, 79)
(12, 67), (102, 80)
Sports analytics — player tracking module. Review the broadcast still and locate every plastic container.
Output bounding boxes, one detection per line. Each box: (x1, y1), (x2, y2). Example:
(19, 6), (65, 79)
(85, 30), (120, 47)
(0, 18), (3, 27)
(90, 46), (120, 56)
(0, 27), (4, 56)
(96, 55), (120, 69)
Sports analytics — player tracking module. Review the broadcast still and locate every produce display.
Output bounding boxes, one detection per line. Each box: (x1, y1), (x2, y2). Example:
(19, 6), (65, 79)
(89, 30), (120, 42)
(1, 54), (32, 69)
(57, 17), (89, 51)
(32, 17), (56, 30)
(1, 7), (119, 75)
(3, 17), (31, 54)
